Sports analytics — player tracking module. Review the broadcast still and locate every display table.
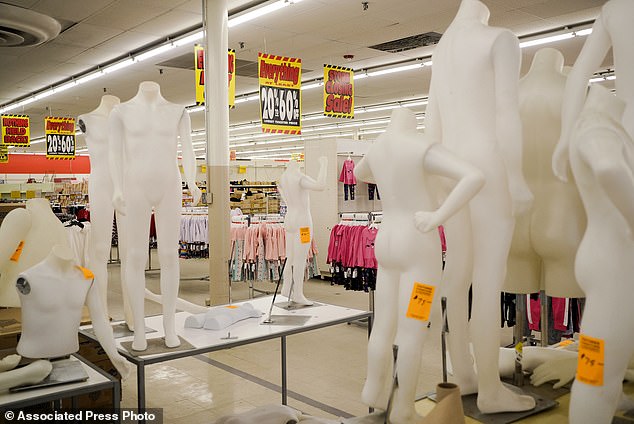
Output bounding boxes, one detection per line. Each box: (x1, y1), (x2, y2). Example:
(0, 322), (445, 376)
(0, 354), (120, 412)
(80, 296), (372, 410)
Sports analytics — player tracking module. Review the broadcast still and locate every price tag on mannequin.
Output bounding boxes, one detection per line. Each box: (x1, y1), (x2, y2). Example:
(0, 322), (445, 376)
(406, 282), (435, 321)
(576, 334), (604, 386)
(299, 227), (311, 244)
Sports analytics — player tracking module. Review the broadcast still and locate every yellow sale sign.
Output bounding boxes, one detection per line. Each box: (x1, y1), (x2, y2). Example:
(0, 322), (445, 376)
(323, 65), (354, 119)
(258, 52), (302, 134)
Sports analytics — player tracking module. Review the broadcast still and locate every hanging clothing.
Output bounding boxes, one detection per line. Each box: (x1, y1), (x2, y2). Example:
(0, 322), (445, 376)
(339, 159), (356, 185)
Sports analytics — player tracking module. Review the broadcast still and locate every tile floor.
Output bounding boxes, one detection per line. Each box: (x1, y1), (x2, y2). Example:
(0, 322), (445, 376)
(102, 253), (521, 423)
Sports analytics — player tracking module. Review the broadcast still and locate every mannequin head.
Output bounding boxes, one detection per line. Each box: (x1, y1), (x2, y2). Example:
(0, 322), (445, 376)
(456, 0), (490, 24)
(528, 48), (564, 73)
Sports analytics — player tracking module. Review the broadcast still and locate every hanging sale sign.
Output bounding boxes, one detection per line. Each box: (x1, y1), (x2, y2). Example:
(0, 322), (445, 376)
(228, 49), (236, 109)
(0, 144), (8, 163)
(323, 65), (354, 119)
(45, 116), (75, 159)
(1, 115), (30, 147)
(195, 44), (205, 106)
(258, 52), (302, 134)
(194, 45), (237, 108)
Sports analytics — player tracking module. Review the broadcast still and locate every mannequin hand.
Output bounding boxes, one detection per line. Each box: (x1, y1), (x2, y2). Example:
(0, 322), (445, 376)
(552, 142), (569, 183)
(191, 185), (203, 206)
(112, 191), (126, 216)
(530, 357), (577, 389)
(112, 356), (132, 380)
(414, 210), (439, 233)
(0, 354), (21, 372)
(510, 179), (533, 217)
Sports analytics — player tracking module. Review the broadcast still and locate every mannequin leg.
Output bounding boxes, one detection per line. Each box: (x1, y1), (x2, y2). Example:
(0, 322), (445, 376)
(289, 238), (312, 305)
(281, 231), (295, 298)
(122, 201), (152, 351)
(442, 208), (478, 394)
(154, 201), (182, 348)
(116, 213), (134, 330)
(569, 295), (634, 423)
(470, 211), (535, 413)
(362, 266), (399, 409)
(389, 272), (433, 424)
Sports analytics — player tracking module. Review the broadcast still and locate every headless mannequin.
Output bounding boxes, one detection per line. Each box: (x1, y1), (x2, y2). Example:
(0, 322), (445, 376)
(109, 81), (202, 351)
(567, 85), (634, 423)
(425, 0), (535, 413)
(554, 0), (634, 180)
(0, 201), (130, 376)
(278, 157), (327, 305)
(78, 95), (135, 327)
(355, 108), (484, 424)
(0, 198), (70, 306)
(505, 48), (585, 297)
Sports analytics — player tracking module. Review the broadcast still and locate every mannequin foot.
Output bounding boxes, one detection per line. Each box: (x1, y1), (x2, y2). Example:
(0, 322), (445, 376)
(164, 332), (181, 348)
(477, 384), (535, 413)
(131, 336), (147, 351)
(291, 294), (313, 306)
(361, 381), (390, 410)
(388, 401), (420, 424)
(451, 374), (478, 396)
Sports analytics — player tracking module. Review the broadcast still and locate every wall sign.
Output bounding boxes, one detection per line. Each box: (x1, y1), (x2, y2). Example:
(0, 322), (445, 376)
(45, 116), (75, 159)
(258, 52), (302, 134)
(195, 45), (236, 108)
(323, 65), (354, 119)
(1, 115), (30, 147)
(0, 144), (8, 163)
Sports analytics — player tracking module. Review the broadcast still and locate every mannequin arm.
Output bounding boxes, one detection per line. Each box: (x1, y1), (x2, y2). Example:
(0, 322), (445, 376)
(300, 156), (327, 191)
(493, 30), (533, 216)
(108, 108), (126, 215)
(424, 83), (442, 145)
(354, 156), (375, 184)
(85, 285), (132, 379)
(178, 109), (202, 206)
(0, 208), (31, 273)
(553, 16), (611, 182)
(578, 132), (634, 235)
(0, 360), (52, 392)
(0, 354), (21, 372)
(415, 144), (484, 232)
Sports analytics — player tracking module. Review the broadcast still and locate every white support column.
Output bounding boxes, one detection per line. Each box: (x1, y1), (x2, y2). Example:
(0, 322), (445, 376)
(204, 0), (231, 305)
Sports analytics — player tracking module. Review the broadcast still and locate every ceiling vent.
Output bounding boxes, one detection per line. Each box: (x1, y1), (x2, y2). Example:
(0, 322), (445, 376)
(369, 32), (442, 53)
(0, 2), (61, 47)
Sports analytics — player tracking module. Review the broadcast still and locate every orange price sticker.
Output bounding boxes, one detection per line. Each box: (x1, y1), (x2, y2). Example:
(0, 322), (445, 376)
(556, 339), (574, 349)
(75, 266), (95, 280)
(225, 305), (238, 309)
(576, 334), (604, 386)
(9, 240), (25, 262)
(406, 282), (435, 321)
(299, 227), (310, 244)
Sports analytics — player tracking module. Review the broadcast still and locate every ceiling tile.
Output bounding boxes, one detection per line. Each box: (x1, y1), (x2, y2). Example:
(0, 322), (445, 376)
(132, 10), (202, 37)
(30, 0), (115, 22)
(83, 3), (167, 31)
(51, 23), (122, 48)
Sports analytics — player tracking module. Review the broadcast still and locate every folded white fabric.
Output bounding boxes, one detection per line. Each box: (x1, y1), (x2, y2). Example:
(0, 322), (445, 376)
(184, 303), (262, 331)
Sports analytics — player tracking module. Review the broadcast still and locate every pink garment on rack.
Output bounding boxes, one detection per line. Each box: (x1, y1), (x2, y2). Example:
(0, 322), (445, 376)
(527, 295), (569, 332)
(339, 159), (356, 185)
(360, 227), (378, 269)
(438, 225), (446, 253)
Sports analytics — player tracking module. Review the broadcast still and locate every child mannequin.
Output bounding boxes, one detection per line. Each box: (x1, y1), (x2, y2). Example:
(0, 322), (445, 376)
(355, 107), (484, 424)
(278, 157), (327, 305)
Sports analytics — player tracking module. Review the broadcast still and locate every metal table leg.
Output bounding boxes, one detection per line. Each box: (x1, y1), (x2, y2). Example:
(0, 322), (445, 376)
(137, 361), (145, 410)
(281, 336), (287, 405)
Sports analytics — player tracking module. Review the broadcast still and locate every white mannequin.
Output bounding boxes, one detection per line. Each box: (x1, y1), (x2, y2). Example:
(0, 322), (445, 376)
(425, 0), (535, 413)
(108, 81), (201, 351)
(78, 95), (136, 327)
(355, 108), (484, 424)
(0, 198), (69, 306)
(1, 201), (130, 377)
(505, 48), (585, 297)
(567, 84), (634, 423)
(553, 0), (634, 180)
(278, 157), (327, 305)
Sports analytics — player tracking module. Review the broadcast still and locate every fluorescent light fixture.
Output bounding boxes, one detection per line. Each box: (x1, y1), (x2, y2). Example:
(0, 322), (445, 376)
(228, 0), (291, 28)
(30, 137), (46, 145)
(353, 73), (368, 80)
(53, 81), (77, 94)
(234, 94), (259, 104)
(301, 82), (323, 91)
(75, 72), (102, 85)
(589, 74), (616, 83)
(135, 43), (175, 62)
(187, 105), (206, 113)
(33, 90), (55, 101)
(103, 58), (135, 74)
(173, 31), (204, 47)
(519, 27), (592, 49)
(367, 63), (423, 77)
